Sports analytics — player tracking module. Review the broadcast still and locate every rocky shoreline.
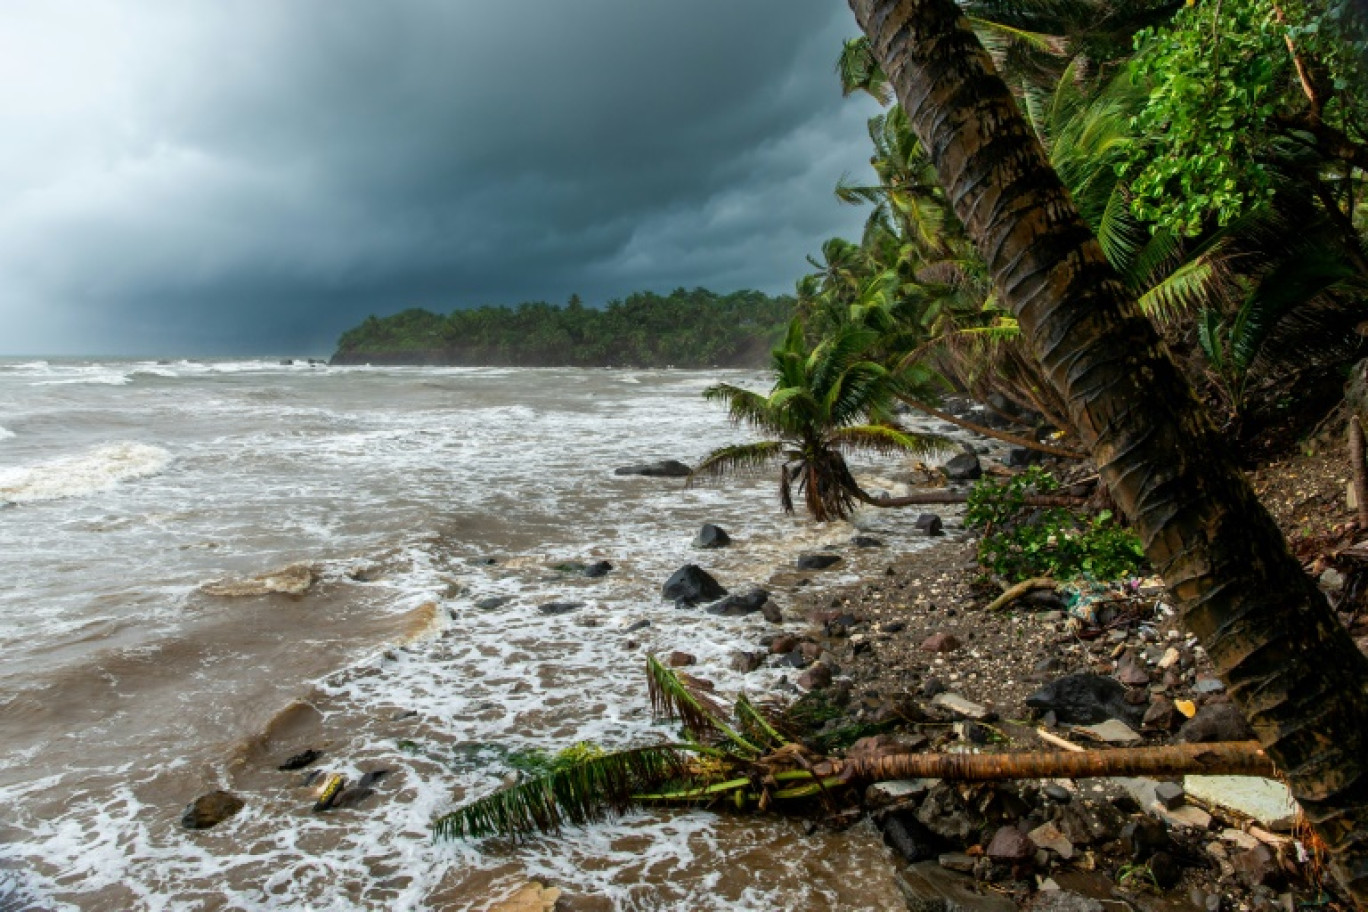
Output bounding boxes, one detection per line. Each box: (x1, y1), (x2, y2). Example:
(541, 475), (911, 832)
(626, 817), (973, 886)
(638, 434), (1366, 912)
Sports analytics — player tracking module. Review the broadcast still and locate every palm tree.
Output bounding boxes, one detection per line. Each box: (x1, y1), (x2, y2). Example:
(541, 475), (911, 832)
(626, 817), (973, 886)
(847, 0), (1368, 901)
(689, 320), (950, 522)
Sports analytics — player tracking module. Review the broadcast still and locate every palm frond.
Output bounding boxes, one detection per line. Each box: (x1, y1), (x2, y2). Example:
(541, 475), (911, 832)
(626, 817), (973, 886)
(735, 695), (789, 750)
(1136, 255), (1221, 327)
(828, 423), (953, 458)
(646, 656), (761, 756)
(687, 442), (786, 486)
(701, 383), (780, 433)
(431, 744), (691, 840)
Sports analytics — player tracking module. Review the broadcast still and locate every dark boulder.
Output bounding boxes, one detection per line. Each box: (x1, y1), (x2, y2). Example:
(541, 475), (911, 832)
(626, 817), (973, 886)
(475, 596), (510, 610)
(796, 554), (841, 571)
(942, 452), (982, 482)
(1177, 703), (1254, 743)
(706, 589), (770, 617)
(582, 561), (613, 578)
(1006, 447), (1041, 468)
(277, 749), (322, 771)
(797, 664), (833, 690)
(852, 535), (885, 548)
(1026, 673), (1142, 725)
(881, 813), (943, 863)
(181, 790), (244, 830)
(536, 601), (584, 615)
(914, 514), (945, 536)
(693, 524), (731, 549)
(662, 564), (727, 605)
(761, 602), (784, 624)
(614, 460), (691, 478)
(730, 651), (765, 673)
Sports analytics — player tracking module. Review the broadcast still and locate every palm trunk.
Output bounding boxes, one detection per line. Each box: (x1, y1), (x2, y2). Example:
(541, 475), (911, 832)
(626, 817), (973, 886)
(1351, 416), (1368, 528)
(849, 0), (1368, 902)
(841, 741), (1274, 783)
(899, 395), (1084, 459)
(851, 487), (1084, 509)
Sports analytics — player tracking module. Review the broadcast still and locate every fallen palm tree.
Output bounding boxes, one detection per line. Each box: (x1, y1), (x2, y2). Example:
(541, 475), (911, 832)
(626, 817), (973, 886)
(431, 657), (1273, 840)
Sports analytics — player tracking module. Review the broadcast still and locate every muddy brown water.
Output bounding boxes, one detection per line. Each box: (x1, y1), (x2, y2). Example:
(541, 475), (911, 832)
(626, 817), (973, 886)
(0, 360), (980, 910)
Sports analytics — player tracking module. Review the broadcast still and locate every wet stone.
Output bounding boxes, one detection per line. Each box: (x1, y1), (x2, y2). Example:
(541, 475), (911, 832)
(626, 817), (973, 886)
(662, 564), (727, 605)
(705, 589), (769, 617)
(666, 651), (696, 668)
(536, 601), (583, 615)
(852, 535), (885, 548)
(181, 790), (244, 830)
(1026, 673), (1141, 725)
(1178, 703), (1254, 743)
(729, 651), (764, 673)
(693, 523), (731, 549)
(920, 632), (962, 653)
(582, 561), (613, 578)
(914, 514), (945, 536)
(797, 664), (833, 690)
(796, 553), (841, 571)
(277, 749), (322, 771)
(986, 825), (1035, 862)
(475, 596), (511, 610)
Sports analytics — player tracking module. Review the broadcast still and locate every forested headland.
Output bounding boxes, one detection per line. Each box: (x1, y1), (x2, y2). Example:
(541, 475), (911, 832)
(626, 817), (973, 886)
(330, 288), (793, 367)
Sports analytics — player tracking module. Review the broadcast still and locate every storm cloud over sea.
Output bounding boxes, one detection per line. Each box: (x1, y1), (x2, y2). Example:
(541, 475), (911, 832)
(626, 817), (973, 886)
(0, 2), (878, 355)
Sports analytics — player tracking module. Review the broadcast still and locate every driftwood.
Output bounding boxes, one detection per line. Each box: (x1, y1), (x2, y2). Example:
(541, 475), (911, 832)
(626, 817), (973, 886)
(840, 741), (1274, 783)
(898, 396), (1085, 460)
(985, 577), (1056, 611)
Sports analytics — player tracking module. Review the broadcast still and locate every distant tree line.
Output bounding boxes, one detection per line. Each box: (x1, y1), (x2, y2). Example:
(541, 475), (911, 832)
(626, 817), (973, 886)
(330, 288), (794, 367)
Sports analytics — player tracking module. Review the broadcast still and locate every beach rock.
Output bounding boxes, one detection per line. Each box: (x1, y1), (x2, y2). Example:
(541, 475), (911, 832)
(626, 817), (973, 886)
(1006, 447), (1041, 468)
(614, 460), (691, 478)
(1115, 652), (1151, 687)
(277, 749), (322, 771)
(1155, 782), (1186, 810)
(917, 784), (986, 844)
(1075, 719), (1141, 744)
(729, 651), (764, 673)
(986, 825), (1035, 862)
(1028, 823), (1074, 860)
(796, 554), (841, 571)
(760, 602), (784, 624)
(705, 589), (769, 617)
(881, 813), (942, 863)
(797, 664), (833, 690)
(1055, 799), (1124, 845)
(1184, 776), (1298, 831)
(200, 563), (318, 598)
(1042, 784), (1072, 805)
(1232, 845), (1279, 888)
(662, 564), (727, 605)
(582, 561), (613, 578)
(942, 452), (982, 482)
(181, 790), (244, 830)
(920, 632), (961, 653)
(1193, 676), (1226, 694)
(1178, 703), (1253, 743)
(852, 535), (885, 548)
(899, 861), (1016, 912)
(931, 692), (988, 719)
(694, 524), (731, 549)
(1026, 673), (1140, 725)
(769, 635), (800, 655)
(1142, 696), (1178, 732)
(666, 651), (696, 667)
(475, 596), (511, 610)
(623, 619), (651, 633)
(536, 601), (583, 615)
(914, 514), (945, 536)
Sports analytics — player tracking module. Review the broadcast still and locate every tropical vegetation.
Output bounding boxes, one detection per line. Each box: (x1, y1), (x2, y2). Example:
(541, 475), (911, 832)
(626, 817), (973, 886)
(331, 288), (793, 368)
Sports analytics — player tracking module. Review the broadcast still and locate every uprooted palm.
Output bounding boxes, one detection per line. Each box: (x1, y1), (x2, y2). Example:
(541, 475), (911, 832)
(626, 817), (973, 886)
(689, 320), (950, 522)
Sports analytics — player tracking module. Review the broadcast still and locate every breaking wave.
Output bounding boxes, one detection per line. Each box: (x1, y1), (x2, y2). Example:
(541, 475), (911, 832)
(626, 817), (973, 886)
(0, 443), (172, 504)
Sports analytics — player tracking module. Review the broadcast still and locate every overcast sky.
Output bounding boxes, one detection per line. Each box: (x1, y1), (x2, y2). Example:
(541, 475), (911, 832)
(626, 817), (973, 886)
(0, 1), (880, 356)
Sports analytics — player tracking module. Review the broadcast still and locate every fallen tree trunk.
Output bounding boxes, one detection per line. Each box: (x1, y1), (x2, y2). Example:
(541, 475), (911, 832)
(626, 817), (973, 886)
(853, 488), (1085, 509)
(899, 396), (1085, 460)
(841, 741), (1274, 783)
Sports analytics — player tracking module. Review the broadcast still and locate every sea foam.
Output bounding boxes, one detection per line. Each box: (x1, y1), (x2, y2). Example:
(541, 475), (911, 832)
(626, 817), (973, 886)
(0, 442), (172, 504)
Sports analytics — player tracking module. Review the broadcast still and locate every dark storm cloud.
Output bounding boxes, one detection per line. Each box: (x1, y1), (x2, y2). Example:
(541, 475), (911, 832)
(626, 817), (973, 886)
(0, 1), (879, 355)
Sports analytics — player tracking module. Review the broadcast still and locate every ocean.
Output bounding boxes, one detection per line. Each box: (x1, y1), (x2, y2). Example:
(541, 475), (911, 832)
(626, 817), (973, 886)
(0, 358), (963, 911)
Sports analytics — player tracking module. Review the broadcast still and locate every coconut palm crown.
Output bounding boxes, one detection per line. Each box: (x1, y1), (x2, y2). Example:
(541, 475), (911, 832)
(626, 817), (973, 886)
(689, 320), (950, 522)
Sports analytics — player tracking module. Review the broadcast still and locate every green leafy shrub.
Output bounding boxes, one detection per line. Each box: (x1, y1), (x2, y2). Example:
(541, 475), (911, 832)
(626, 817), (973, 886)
(965, 467), (1147, 582)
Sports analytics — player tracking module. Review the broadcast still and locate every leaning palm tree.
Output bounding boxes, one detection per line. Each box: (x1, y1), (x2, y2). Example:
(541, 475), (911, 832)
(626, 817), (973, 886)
(689, 320), (950, 522)
(847, 0), (1368, 901)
